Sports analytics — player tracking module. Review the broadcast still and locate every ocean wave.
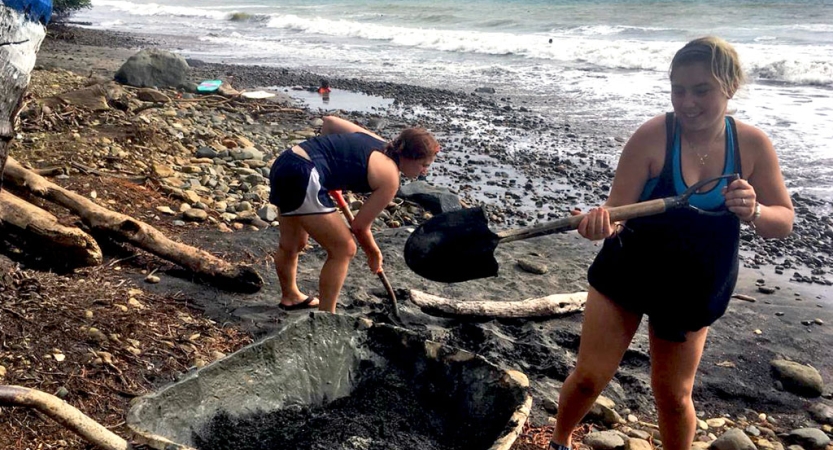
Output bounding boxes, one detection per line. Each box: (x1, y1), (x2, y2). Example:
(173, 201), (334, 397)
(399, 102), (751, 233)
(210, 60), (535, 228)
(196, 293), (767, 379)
(91, 0), (229, 19)
(228, 12), (270, 23)
(749, 59), (833, 87)
(555, 24), (673, 37)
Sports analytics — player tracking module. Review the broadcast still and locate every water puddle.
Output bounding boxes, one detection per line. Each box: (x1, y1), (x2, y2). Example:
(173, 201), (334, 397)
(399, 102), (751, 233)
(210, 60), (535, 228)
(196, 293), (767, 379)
(269, 86), (395, 113)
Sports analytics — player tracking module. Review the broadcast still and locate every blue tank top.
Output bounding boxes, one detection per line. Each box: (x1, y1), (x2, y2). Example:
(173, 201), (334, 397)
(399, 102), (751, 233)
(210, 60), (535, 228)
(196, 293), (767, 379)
(299, 132), (387, 193)
(640, 117), (737, 210)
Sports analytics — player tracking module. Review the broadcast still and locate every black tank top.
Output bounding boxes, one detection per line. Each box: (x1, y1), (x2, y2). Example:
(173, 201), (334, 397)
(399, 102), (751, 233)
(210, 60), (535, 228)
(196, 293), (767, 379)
(587, 113), (743, 339)
(299, 132), (387, 193)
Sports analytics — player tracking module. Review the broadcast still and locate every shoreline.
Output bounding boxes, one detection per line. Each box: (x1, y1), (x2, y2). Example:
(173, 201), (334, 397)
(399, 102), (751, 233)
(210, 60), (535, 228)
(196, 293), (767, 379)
(8, 22), (833, 447)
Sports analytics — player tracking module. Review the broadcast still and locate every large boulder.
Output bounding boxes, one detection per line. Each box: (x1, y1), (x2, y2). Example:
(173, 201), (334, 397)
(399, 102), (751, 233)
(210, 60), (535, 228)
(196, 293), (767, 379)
(115, 49), (189, 89)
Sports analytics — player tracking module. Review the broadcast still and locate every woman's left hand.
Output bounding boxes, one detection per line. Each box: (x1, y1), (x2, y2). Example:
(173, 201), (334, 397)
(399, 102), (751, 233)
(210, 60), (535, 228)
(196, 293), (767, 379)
(723, 178), (757, 221)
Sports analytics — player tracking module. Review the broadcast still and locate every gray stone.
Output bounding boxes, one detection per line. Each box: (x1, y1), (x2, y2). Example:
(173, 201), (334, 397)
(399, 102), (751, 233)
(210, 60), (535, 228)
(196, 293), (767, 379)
(115, 49), (190, 89)
(787, 428), (830, 450)
(397, 181), (461, 214)
(584, 430), (625, 450)
(808, 403), (833, 425)
(183, 209), (208, 222)
(517, 258), (548, 275)
(709, 428), (756, 450)
(771, 359), (824, 398)
(257, 205), (279, 222)
(196, 146), (219, 158)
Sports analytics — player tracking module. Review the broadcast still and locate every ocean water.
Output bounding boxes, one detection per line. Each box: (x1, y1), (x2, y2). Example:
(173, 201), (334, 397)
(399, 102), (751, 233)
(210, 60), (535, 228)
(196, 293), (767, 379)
(73, 0), (833, 200)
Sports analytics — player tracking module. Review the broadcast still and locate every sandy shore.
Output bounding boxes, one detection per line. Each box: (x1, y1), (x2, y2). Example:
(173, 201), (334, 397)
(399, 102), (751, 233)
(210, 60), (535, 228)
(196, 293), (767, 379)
(21, 23), (833, 441)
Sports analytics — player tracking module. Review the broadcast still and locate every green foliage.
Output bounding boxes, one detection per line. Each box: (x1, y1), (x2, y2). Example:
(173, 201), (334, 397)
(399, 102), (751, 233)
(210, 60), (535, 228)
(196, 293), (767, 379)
(51, 0), (93, 21)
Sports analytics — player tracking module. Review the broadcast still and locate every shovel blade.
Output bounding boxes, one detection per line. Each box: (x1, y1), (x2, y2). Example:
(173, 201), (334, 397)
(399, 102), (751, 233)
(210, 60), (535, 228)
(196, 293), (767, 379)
(404, 207), (501, 283)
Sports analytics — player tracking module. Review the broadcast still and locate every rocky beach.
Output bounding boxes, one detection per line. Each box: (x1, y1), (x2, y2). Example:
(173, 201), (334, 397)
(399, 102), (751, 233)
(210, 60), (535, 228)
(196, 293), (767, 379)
(1, 23), (833, 450)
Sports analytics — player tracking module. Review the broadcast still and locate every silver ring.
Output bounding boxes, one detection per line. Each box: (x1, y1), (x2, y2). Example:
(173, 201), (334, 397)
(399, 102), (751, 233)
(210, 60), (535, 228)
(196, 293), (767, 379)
(741, 198), (746, 206)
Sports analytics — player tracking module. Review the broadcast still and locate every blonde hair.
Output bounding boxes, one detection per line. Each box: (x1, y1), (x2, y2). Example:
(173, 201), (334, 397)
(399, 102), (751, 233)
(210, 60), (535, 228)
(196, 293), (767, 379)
(670, 36), (746, 98)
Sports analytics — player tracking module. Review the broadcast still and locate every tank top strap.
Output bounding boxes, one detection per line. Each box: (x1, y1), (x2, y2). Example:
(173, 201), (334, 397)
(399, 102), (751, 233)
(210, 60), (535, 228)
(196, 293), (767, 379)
(726, 116), (742, 177)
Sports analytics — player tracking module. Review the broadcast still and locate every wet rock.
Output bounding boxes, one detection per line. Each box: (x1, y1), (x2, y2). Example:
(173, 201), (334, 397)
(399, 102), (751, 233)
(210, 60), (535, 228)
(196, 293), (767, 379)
(770, 359), (824, 397)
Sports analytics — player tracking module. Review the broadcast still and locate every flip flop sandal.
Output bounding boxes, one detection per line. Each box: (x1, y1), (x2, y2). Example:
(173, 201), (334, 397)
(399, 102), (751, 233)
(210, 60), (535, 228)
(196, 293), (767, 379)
(278, 296), (317, 311)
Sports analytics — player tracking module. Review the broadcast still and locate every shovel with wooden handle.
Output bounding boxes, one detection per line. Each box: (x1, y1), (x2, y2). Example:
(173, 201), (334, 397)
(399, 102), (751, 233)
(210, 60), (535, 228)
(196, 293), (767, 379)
(404, 174), (739, 283)
(329, 190), (402, 322)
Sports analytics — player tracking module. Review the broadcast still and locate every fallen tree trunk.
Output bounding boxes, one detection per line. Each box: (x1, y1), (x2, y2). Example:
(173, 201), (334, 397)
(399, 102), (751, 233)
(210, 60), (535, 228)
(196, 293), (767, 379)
(409, 289), (587, 319)
(0, 190), (103, 267)
(0, 385), (130, 450)
(3, 157), (263, 292)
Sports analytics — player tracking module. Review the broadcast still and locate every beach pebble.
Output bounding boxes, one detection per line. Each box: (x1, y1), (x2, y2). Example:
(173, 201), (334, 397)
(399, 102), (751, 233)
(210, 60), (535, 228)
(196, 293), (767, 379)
(583, 430), (625, 450)
(707, 418), (727, 428)
(808, 403), (833, 425)
(517, 258), (548, 275)
(710, 428), (755, 450)
(758, 286), (776, 294)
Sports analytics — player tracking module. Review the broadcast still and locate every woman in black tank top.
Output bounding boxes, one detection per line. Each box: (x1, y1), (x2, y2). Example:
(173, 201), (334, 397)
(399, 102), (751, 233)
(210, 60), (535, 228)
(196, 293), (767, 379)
(270, 116), (440, 313)
(548, 37), (794, 450)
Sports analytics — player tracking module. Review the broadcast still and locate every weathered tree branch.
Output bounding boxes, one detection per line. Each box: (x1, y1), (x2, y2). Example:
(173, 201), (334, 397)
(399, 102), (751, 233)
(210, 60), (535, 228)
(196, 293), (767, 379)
(409, 289), (587, 319)
(0, 385), (130, 450)
(3, 157), (263, 292)
(0, 190), (103, 267)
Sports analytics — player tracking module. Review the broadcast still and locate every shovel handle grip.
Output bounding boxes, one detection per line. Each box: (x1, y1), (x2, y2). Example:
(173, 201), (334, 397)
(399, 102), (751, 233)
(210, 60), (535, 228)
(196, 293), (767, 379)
(496, 198), (670, 243)
(330, 190), (354, 221)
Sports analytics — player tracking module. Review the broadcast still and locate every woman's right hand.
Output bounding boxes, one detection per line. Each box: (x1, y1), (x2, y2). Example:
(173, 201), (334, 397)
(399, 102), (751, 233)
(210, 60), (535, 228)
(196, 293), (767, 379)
(574, 207), (616, 241)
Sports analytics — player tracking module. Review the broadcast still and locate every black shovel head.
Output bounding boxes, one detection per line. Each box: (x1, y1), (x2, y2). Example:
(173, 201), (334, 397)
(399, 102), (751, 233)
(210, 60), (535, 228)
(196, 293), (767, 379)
(404, 207), (501, 283)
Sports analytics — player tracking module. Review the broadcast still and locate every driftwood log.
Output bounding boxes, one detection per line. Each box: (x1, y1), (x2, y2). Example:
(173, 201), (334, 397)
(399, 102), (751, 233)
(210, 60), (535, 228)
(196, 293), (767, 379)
(0, 190), (103, 267)
(3, 157), (263, 292)
(409, 289), (587, 319)
(0, 385), (130, 450)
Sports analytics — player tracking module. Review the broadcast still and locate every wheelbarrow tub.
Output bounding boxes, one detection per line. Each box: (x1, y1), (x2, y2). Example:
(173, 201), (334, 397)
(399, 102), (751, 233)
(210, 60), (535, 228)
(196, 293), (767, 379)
(127, 313), (531, 450)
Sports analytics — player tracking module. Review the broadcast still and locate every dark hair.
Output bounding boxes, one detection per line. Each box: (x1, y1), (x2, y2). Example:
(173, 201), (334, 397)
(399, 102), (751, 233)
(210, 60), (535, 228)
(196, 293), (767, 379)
(670, 36), (746, 98)
(383, 127), (439, 164)
(319, 79), (330, 89)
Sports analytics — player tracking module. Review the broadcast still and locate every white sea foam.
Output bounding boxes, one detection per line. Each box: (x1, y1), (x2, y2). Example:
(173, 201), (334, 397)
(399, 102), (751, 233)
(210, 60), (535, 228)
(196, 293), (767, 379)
(91, 0), (229, 20)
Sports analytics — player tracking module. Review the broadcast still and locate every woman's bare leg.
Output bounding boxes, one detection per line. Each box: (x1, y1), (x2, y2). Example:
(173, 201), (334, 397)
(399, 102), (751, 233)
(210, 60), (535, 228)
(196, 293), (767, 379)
(298, 212), (356, 313)
(550, 288), (642, 447)
(649, 326), (709, 450)
(273, 215), (319, 307)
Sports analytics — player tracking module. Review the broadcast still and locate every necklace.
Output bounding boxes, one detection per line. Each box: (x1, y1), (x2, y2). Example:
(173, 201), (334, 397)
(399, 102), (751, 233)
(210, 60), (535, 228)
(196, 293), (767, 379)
(683, 124), (726, 167)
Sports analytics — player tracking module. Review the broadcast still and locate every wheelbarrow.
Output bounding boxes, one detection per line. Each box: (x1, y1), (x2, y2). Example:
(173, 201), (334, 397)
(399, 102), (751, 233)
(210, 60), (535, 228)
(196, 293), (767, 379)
(1, 314), (531, 450)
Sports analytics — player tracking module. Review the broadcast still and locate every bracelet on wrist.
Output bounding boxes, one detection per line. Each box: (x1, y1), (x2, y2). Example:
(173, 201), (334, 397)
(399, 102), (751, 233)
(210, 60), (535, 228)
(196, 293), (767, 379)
(745, 202), (761, 227)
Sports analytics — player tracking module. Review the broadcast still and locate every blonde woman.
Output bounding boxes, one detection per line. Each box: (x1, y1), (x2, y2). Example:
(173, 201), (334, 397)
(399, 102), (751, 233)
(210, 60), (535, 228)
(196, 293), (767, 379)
(550, 37), (793, 450)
